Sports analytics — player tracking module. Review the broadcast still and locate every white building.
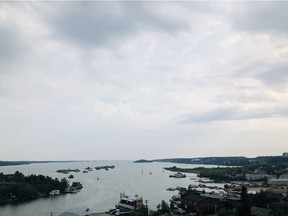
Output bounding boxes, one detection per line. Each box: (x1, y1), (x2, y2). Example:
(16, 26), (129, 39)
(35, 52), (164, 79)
(280, 173), (288, 179)
(245, 173), (273, 181)
(268, 179), (288, 186)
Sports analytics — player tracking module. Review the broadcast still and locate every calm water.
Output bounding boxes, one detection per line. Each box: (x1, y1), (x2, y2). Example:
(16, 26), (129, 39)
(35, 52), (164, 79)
(0, 161), (224, 216)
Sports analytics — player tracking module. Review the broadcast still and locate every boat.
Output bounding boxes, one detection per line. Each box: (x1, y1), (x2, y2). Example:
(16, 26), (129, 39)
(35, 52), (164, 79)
(166, 187), (176, 191)
(169, 172), (186, 178)
(65, 182), (83, 193)
(198, 179), (214, 183)
(49, 190), (60, 196)
(85, 167), (93, 171)
(65, 188), (80, 193)
(115, 193), (144, 212)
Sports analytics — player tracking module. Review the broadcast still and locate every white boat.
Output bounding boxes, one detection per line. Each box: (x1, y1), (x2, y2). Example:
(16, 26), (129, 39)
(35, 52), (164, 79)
(49, 190), (60, 196)
(170, 172), (186, 178)
(116, 193), (144, 211)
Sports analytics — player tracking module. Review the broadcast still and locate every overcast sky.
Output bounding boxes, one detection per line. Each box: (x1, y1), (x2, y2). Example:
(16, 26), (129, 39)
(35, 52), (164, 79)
(1, 1), (288, 161)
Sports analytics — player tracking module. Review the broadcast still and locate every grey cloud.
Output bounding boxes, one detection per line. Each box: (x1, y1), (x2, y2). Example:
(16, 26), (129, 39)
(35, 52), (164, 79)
(181, 107), (288, 123)
(44, 2), (190, 48)
(256, 65), (288, 85)
(0, 25), (24, 67)
(230, 2), (288, 33)
(231, 59), (288, 87)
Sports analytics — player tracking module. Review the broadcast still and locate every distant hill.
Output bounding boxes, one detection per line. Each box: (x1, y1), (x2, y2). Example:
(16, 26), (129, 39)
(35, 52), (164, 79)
(0, 161), (31, 166)
(153, 157), (250, 166)
(0, 160), (84, 166)
(153, 156), (288, 166)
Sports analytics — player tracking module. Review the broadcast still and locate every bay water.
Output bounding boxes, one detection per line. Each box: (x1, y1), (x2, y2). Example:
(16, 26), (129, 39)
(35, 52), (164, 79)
(0, 161), (224, 216)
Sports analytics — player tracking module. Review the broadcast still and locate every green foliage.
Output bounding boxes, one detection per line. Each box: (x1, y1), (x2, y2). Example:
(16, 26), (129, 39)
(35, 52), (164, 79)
(218, 208), (237, 216)
(251, 190), (268, 208)
(156, 157), (251, 166)
(151, 200), (171, 215)
(160, 200), (170, 214)
(130, 205), (148, 216)
(165, 166), (245, 182)
(0, 171), (68, 202)
(271, 202), (288, 216)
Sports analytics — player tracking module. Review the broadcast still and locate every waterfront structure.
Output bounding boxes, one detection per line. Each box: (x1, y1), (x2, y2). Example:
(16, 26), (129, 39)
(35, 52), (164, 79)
(282, 152), (288, 157)
(268, 179), (288, 186)
(245, 173), (273, 181)
(279, 173), (288, 179)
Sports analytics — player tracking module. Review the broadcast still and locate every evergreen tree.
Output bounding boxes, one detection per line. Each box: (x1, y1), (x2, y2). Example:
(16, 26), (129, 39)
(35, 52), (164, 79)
(237, 186), (251, 216)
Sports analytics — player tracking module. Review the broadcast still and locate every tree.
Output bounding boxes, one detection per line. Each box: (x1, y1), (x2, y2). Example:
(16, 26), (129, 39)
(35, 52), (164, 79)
(160, 200), (170, 214)
(271, 202), (288, 216)
(237, 186), (251, 216)
(251, 190), (267, 208)
(130, 205), (148, 216)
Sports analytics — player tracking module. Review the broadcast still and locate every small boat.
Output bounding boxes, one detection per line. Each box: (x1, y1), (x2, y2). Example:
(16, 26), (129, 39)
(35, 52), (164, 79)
(167, 187), (176, 191)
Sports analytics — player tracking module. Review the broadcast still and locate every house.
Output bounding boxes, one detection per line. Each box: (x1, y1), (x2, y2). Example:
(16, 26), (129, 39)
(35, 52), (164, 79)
(251, 206), (277, 216)
(181, 194), (219, 214)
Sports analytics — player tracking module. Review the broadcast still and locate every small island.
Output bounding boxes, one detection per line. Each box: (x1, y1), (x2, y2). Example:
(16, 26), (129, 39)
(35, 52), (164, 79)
(133, 159), (153, 163)
(0, 171), (69, 203)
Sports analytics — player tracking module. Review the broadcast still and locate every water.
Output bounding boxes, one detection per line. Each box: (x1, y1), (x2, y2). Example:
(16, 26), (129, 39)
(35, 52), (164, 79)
(0, 161), (224, 216)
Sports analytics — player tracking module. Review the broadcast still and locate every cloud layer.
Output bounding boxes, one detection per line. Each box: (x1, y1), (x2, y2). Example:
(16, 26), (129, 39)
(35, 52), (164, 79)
(0, 2), (288, 160)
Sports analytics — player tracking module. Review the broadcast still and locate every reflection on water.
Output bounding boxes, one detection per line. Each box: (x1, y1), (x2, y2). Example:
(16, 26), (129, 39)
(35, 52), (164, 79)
(0, 161), (223, 216)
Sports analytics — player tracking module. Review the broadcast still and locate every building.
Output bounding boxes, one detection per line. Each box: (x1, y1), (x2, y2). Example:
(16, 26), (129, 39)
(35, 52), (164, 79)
(279, 173), (288, 179)
(265, 188), (287, 202)
(181, 194), (219, 214)
(251, 206), (276, 216)
(268, 178), (288, 186)
(283, 152), (288, 157)
(246, 173), (273, 181)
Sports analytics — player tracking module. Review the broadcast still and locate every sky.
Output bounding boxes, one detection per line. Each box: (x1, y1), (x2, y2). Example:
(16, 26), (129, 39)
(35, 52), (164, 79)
(0, 1), (288, 161)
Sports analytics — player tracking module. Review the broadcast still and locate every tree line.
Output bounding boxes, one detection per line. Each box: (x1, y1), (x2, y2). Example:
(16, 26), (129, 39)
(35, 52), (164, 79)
(0, 171), (68, 202)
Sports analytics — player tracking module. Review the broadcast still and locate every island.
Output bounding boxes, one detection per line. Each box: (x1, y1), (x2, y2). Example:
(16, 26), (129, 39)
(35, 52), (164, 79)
(0, 171), (69, 203)
(133, 159), (153, 163)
